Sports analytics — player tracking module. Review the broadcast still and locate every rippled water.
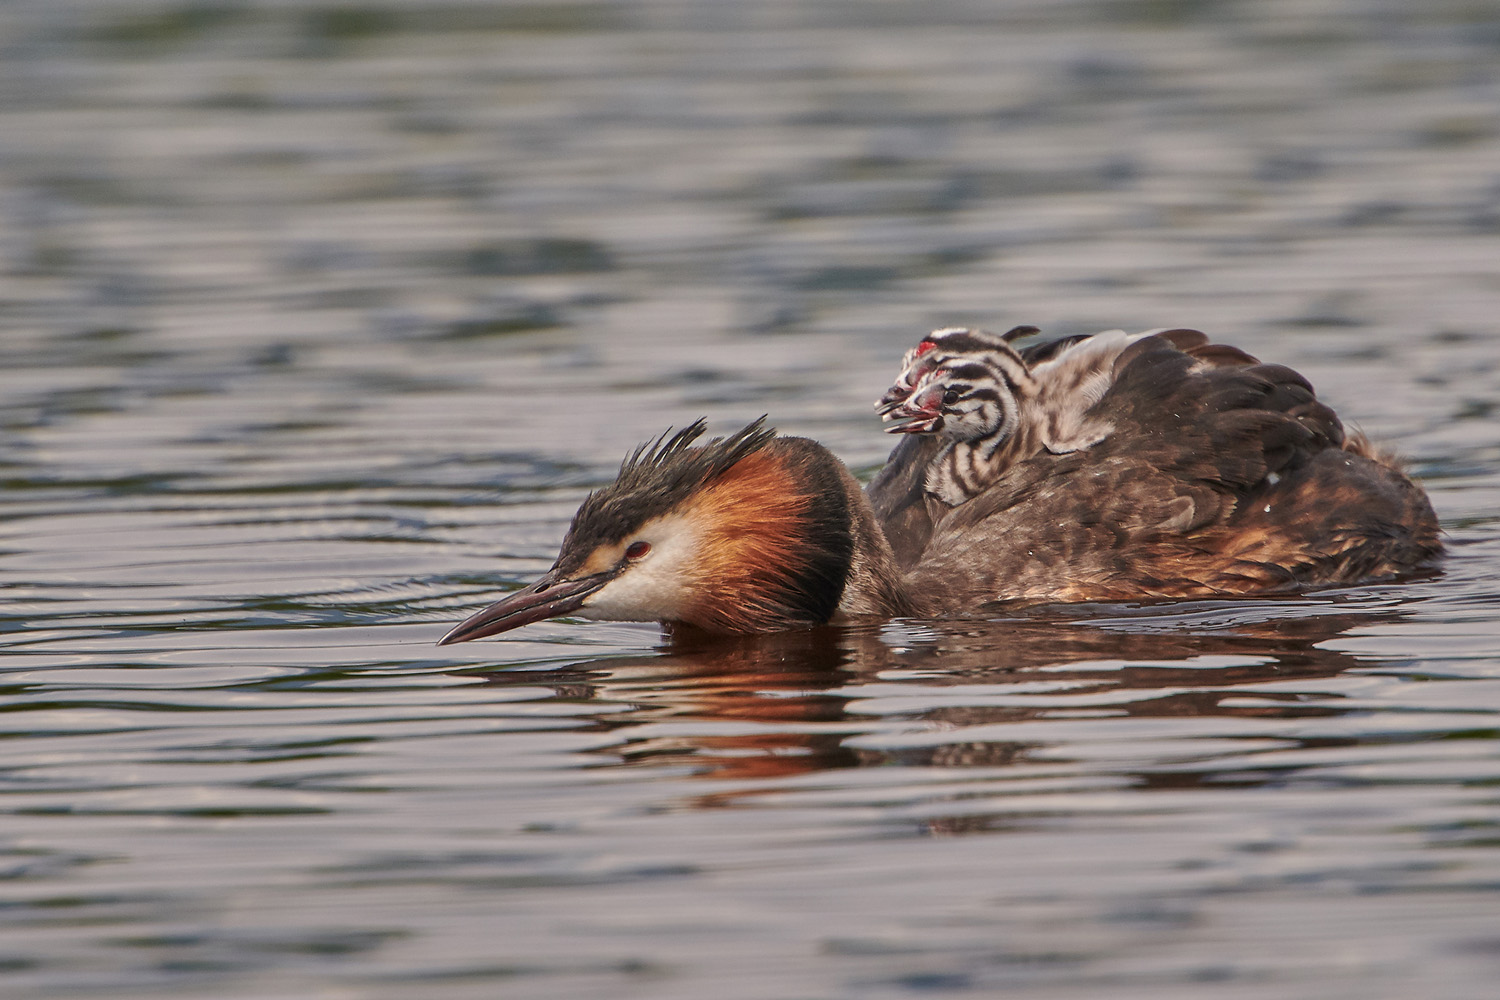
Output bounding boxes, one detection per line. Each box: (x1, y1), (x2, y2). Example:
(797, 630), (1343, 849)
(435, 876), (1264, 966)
(4, 1), (1500, 997)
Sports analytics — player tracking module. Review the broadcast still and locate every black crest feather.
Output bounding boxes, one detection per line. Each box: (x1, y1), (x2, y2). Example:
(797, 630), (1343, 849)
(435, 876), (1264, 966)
(613, 417), (774, 496)
(557, 418), (776, 569)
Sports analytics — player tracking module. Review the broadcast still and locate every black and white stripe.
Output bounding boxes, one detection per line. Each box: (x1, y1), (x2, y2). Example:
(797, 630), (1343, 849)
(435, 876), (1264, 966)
(917, 351), (1035, 506)
(880, 327), (1169, 507)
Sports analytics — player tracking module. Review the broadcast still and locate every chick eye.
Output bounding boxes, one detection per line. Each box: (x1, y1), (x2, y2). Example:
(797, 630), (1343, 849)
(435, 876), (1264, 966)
(942, 389), (961, 406)
(624, 540), (651, 560)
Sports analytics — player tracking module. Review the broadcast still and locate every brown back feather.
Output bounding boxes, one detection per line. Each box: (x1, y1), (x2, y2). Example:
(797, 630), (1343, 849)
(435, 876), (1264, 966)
(865, 433), (943, 570)
(901, 331), (1439, 610)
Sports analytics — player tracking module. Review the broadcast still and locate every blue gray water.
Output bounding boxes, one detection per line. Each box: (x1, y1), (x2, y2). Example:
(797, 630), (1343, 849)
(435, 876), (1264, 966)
(4, 2), (1500, 997)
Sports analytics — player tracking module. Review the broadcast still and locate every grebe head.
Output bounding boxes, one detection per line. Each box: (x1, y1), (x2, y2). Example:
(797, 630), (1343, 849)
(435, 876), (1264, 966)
(438, 419), (860, 643)
(876, 326), (1037, 416)
(878, 326), (1036, 442)
(886, 357), (1023, 444)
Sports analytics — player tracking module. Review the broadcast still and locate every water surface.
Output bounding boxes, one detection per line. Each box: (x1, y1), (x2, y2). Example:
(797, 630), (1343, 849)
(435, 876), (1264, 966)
(4, 2), (1500, 997)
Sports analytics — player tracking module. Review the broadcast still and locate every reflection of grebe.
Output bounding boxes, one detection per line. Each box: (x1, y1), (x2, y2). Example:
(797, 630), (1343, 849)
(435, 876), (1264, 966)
(478, 611), (1400, 786)
(440, 329), (1440, 643)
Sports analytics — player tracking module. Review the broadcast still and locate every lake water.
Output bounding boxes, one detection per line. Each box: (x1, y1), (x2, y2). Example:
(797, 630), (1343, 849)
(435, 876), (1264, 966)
(4, 1), (1500, 997)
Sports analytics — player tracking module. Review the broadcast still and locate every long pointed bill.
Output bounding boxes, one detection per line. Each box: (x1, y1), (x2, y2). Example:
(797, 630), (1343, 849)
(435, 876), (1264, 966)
(437, 570), (613, 645)
(881, 382), (945, 434)
(876, 384), (915, 415)
(881, 402), (943, 434)
(885, 417), (941, 434)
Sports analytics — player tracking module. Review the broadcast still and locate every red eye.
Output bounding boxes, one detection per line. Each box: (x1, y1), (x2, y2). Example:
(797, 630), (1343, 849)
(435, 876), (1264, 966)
(624, 541), (651, 560)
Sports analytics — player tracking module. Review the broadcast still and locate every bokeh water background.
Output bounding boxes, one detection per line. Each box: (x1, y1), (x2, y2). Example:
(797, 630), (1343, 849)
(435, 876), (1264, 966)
(4, 1), (1500, 997)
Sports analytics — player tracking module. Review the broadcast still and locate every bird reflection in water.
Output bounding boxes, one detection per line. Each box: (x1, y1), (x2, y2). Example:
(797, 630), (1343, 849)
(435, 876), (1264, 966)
(474, 600), (1412, 793)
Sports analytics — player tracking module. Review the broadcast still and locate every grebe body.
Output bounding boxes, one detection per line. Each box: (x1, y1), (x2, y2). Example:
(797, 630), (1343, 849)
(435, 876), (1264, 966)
(439, 328), (1440, 643)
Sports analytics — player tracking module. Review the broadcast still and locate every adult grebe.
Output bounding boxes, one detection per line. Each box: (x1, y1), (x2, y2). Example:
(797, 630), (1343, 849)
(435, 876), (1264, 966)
(438, 328), (1440, 643)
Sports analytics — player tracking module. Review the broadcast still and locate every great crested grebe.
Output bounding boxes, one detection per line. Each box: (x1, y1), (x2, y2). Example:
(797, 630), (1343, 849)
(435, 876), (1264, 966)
(438, 327), (1441, 644)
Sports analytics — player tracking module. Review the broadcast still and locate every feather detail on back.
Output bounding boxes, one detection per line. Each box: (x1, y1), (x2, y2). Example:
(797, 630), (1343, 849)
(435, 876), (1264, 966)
(898, 332), (1439, 610)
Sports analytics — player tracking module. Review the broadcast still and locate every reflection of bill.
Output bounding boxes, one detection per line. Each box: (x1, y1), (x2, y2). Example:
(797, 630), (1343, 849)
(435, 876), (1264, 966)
(472, 601), (1401, 792)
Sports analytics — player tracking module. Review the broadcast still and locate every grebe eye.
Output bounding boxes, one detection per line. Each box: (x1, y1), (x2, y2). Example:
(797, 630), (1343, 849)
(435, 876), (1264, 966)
(624, 541), (651, 560)
(943, 389), (961, 406)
